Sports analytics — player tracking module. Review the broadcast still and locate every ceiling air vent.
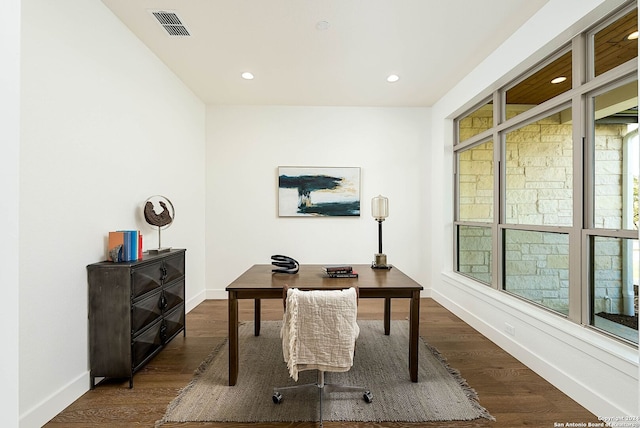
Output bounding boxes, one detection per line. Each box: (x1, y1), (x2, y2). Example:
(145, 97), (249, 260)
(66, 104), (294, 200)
(151, 10), (190, 36)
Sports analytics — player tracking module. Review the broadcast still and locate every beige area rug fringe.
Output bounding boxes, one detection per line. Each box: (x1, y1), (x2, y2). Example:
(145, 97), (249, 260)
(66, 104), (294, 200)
(156, 320), (494, 426)
(424, 341), (495, 421)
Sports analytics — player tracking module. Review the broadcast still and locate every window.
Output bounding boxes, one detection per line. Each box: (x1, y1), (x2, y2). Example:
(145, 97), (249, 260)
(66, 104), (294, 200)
(505, 107), (573, 227)
(590, 236), (638, 343)
(591, 80), (638, 230)
(592, 8), (638, 77)
(505, 50), (572, 120)
(457, 99), (493, 143)
(453, 3), (638, 345)
(457, 225), (492, 284)
(587, 77), (639, 341)
(456, 139), (494, 285)
(458, 140), (494, 222)
(504, 229), (569, 315)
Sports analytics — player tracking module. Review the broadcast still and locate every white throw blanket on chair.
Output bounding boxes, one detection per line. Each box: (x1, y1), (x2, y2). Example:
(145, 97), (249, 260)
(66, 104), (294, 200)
(281, 287), (359, 381)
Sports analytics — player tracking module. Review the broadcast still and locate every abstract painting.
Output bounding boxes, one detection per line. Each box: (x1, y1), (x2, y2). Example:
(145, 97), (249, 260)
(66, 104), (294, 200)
(278, 167), (361, 217)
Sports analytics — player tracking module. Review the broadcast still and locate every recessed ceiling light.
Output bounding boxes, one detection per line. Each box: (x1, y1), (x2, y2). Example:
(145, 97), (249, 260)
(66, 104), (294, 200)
(627, 31), (638, 40)
(387, 74), (400, 83)
(551, 76), (567, 84)
(241, 72), (254, 80)
(316, 21), (330, 31)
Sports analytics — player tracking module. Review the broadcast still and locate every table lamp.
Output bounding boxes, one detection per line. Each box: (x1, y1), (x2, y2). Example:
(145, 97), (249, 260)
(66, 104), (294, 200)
(371, 195), (390, 269)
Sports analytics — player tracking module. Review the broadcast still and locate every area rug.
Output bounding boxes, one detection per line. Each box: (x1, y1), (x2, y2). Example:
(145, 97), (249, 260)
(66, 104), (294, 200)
(156, 320), (494, 426)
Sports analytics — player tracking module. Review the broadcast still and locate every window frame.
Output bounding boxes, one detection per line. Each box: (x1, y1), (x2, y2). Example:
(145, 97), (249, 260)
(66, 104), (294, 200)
(452, 2), (639, 345)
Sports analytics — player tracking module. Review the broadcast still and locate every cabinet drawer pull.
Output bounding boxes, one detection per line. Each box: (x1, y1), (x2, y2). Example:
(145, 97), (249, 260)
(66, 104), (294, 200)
(158, 292), (168, 310)
(160, 322), (168, 341)
(160, 264), (168, 281)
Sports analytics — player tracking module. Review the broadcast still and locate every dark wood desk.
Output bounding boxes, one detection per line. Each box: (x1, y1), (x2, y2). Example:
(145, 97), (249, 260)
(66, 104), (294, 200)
(226, 264), (423, 386)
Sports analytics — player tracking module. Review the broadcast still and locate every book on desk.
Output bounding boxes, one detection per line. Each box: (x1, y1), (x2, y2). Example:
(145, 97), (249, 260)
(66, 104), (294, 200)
(322, 265), (359, 278)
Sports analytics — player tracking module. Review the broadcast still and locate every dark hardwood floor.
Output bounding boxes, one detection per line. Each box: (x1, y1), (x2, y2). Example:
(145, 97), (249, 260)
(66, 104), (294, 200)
(45, 298), (599, 427)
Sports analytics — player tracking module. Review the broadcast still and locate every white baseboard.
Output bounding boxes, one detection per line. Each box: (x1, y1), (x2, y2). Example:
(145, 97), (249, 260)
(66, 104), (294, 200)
(205, 289), (228, 300)
(433, 272), (638, 417)
(20, 371), (88, 428)
(23, 291), (209, 428)
(186, 289), (207, 312)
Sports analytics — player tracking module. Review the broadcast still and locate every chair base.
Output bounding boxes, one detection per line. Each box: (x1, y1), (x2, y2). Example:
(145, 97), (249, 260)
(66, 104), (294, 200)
(272, 371), (372, 427)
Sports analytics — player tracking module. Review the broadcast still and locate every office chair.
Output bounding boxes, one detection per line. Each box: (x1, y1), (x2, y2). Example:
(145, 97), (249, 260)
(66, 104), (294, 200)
(272, 286), (372, 427)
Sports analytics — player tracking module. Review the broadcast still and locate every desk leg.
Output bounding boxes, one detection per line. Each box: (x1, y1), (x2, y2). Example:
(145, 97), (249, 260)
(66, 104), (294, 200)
(384, 298), (391, 335)
(254, 299), (261, 336)
(228, 291), (239, 386)
(409, 290), (420, 382)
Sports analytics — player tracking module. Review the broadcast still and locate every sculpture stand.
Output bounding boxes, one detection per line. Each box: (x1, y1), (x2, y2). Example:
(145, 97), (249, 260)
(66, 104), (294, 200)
(148, 226), (171, 254)
(148, 248), (171, 254)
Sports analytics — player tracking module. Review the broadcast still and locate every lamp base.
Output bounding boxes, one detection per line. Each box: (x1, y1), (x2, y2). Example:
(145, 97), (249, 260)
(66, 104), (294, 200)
(371, 253), (391, 269)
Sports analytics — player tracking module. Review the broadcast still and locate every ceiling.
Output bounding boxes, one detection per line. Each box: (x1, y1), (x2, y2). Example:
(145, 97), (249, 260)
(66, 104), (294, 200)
(101, 0), (550, 107)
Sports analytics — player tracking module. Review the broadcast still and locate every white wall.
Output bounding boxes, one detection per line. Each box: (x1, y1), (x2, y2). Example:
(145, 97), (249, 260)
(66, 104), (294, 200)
(19, 1), (207, 426)
(205, 106), (430, 297)
(430, 0), (638, 417)
(1, 0), (21, 426)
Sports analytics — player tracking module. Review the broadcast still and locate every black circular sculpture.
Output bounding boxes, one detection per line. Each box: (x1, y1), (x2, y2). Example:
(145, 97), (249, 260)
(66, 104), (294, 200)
(271, 255), (299, 274)
(143, 195), (175, 254)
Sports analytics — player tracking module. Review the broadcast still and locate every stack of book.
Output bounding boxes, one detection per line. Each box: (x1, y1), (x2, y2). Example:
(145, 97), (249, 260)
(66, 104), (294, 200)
(322, 265), (358, 278)
(108, 230), (143, 262)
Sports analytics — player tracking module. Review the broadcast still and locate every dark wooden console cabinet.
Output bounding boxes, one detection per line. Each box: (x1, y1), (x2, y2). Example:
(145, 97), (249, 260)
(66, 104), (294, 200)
(87, 249), (186, 388)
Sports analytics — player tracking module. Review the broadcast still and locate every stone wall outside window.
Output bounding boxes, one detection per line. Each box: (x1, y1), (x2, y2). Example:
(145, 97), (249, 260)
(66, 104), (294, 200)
(458, 107), (627, 313)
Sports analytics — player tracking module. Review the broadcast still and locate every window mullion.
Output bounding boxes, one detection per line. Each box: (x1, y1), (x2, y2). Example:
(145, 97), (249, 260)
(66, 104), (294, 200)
(492, 91), (502, 290)
(570, 33), (587, 324)
(570, 95), (586, 324)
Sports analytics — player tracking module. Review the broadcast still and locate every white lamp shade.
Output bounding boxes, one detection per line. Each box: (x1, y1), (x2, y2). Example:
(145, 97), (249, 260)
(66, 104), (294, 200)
(371, 195), (389, 219)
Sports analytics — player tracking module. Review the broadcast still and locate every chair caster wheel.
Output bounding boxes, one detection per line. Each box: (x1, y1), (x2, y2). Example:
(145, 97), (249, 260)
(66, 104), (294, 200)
(363, 390), (373, 403)
(272, 392), (283, 404)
